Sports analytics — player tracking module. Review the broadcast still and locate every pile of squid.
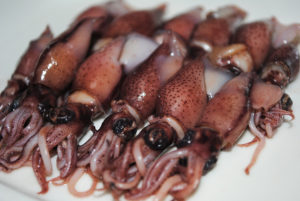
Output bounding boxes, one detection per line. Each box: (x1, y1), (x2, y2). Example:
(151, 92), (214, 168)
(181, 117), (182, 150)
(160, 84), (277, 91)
(0, 1), (299, 201)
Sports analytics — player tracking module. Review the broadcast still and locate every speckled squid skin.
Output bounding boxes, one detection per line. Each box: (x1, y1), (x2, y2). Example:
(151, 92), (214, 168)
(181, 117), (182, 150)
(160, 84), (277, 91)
(98, 59), (207, 195)
(120, 33), (186, 120)
(163, 7), (203, 42)
(71, 37), (125, 109)
(31, 37), (127, 191)
(233, 21), (271, 70)
(103, 5), (165, 37)
(156, 59), (207, 129)
(33, 19), (96, 93)
(193, 18), (231, 47)
(199, 73), (253, 149)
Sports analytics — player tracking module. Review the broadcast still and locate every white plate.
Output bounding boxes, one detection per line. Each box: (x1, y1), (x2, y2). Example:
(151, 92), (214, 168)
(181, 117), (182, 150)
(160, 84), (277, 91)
(0, 0), (300, 201)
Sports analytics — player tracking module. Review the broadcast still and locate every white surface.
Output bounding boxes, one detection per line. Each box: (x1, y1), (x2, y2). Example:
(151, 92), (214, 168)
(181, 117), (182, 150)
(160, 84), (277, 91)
(0, 0), (300, 201)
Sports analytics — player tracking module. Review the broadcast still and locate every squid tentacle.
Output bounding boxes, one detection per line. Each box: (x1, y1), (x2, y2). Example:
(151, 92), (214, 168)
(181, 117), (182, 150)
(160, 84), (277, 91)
(245, 37), (299, 174)
(104, 58), (207, 195)
(0, 27), (53, 122)
(126, 73), (252, 201)
(63, 30), (187, 199)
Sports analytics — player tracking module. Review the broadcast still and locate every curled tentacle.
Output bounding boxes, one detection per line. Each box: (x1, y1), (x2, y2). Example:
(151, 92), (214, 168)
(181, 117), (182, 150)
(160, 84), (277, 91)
(244, 39), (299, 173)
(1, 103), (41, 149)
(76, 126), (100, 167)
(245, 79), (295, 174)
(37, 125), (53, 176)
(39, 36), (126, 169)
(59, 37), (128, 176)
(67, 167), (99, 197)
(1, 17), (99, 177)
(126, 131), (220, 201)
(0, 135), (38, 170)
(0, 27), (53, 121)
(75, 34), (157, 167)
(85, 110), (138, 179)
(32, 27), (110, 189)
(103, 169), (141, 190)
(0, 85), (55, 156)
(168, 157), (204, 200)
(33, 35), (146, 192)
(44, 104), (90, 156)
(72, 31), (187, 195)
(127, 73), (252, 200)
(56, 134), (77, 178)
(245, 112), (266, 174)
(32, 103), (90, 193)
(104, 59), (207, 194)
(32, 147), (49, 194)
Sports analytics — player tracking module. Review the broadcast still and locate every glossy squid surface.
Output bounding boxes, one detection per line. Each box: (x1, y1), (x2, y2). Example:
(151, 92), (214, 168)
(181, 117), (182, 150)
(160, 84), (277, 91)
(0, 27), (53, 122)
(75, 31), (187, 182)
(0, 2), (299, 201)
(126, 73), (253, 201)
(0, 17), (98, 192)
(102, 58), (207, 197)
(33, 29), (163, 193)
(33, 37), (126, 193)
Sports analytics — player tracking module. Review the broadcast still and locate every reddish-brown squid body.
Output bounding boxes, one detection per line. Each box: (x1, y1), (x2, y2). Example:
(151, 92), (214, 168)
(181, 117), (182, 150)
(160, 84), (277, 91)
(126, 73), (253, 201)
(68, 31), (187, 198)
(102, 58), (208, 196)
(0, 27), (53, 122)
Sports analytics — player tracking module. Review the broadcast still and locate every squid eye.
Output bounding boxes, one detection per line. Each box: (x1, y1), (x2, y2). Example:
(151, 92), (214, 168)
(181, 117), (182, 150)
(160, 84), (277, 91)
(281, 93), (293, 111)
(50, 108), (75, 124)
(176, 129), (195, 148)
(9, 98), (21, 112)
(203, 155), (217, 172)
(112, 118), (136, 141)
(143, 127), (173, 151)
(39, 104), (75, 124)
(178, 157), (188, 167)
(38, 103), (51, 119)
(9, 93), (25, 112)
(112, 118), (133, 134)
